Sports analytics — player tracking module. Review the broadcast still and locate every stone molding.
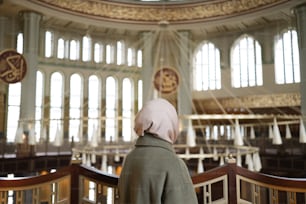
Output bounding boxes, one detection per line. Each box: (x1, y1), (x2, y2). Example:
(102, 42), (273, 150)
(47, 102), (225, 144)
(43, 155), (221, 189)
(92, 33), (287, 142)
(31, 0), (287, 24)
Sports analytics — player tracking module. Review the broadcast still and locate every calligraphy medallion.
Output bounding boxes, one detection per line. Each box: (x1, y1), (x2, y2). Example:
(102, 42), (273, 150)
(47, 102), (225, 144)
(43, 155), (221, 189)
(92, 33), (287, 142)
(153, 67), (180, 94)
(0, 49), (27, 83)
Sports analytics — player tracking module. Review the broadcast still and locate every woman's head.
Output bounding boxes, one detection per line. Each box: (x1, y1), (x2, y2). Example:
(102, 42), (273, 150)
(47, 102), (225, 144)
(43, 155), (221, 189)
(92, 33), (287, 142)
(134, 98), (179, 144)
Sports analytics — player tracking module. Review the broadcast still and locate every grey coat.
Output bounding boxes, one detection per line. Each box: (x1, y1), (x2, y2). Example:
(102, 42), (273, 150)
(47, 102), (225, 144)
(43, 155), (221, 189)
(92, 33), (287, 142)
(118, 134), (198, 204)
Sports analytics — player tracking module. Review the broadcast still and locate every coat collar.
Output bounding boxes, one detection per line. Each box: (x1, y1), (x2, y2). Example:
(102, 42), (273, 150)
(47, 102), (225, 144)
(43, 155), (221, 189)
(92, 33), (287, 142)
(135, 133), (175, 153)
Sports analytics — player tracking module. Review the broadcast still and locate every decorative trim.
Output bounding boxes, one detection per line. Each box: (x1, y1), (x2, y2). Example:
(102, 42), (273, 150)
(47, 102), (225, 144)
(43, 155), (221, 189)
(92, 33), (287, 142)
(30, 0), (288, 25)
(197, 93), (300, 110)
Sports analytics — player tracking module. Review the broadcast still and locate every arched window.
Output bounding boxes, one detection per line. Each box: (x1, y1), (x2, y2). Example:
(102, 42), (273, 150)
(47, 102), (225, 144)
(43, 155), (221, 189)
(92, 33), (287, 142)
(6, 83), (21, 142)
(57, 38), (65, 59)
(17, 33), (23, 54)
(137, 49), (142, 67)
(88, 75), (101, 142)
(94, 42), (103, 63)
(35, 71), (44, 142)
(70, 39), (79, 60)
(69, 74), (83, 142)
(194, 41), (221, 90)
(49, 72), (64, 142)
(122, 78), (133, 141)
(275, 29), (300, 84)
(82, 36), (91, 62)
(231, 35), (263, 88)
(45, 31), (53, 58)
(105, 76), (117, 142)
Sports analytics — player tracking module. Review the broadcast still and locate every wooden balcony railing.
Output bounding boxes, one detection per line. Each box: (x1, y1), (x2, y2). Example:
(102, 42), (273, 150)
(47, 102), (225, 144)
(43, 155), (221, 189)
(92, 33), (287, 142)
(1, 161), (306, 204)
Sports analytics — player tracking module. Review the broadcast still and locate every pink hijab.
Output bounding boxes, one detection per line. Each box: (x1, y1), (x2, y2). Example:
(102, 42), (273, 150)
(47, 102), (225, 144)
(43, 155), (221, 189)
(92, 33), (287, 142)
(134, 98), (179, 144)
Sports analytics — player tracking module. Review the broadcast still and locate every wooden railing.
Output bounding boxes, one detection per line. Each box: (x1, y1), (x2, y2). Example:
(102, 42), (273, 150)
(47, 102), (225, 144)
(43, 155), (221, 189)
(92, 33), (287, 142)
(1, 162), (306, 204)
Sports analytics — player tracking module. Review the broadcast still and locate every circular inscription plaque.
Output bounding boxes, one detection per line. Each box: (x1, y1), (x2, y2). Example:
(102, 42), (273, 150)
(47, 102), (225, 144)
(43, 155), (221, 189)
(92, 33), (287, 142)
(0, 49), (27, 83)
(153, 67), (179, 94)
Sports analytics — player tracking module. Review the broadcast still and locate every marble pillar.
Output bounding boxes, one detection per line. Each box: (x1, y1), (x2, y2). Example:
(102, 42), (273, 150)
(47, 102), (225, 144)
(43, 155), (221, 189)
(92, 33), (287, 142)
(295, 3), (306, 122)
(19, 11), (41, 131)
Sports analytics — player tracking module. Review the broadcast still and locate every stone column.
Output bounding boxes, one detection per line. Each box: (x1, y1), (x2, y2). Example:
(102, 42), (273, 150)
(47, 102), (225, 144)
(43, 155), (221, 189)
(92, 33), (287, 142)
(141, 32), (154, 103)
(177, 31), (192, 123)
(0, 17), (8, 140)
(295, 3), (306, 122)
(19, 11), (41, 131)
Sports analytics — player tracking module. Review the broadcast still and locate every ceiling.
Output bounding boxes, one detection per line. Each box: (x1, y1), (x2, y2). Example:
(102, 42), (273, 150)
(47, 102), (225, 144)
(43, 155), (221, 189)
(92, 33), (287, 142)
(0, 0), (305, 37)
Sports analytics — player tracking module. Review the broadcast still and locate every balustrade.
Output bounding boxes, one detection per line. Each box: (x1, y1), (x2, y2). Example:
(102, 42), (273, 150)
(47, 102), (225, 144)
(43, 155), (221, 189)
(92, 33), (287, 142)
(1, 161), (306, 204)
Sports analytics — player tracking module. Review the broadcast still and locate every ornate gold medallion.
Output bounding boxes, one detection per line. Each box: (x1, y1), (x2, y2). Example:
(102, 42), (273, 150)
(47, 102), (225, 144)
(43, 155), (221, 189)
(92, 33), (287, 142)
(153, 67), (179, 94)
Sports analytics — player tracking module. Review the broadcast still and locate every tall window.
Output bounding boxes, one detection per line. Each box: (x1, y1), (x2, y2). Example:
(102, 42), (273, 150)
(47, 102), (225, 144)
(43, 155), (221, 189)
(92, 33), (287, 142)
(194, 42), (221, 90)
(45, 31), (53, 58)
(57, 38), (65, 59)
(94, 43), (103, 63)
(49, 72), (64, 142)
(106, 44), (115, 64)
(275, 29), (300, 84)
(88, 75), (101, 142)
(35, 71), (44, 142)
(69, 74), (83, 142)
(231, 35), (263, 88)
(117, 41), (125, 65)
(82, 36), (91, 62)
(6, 33), (23, 142)
(105, 77), (117, 142)
(122, 78), (133, 141)
(127, 48), (136, 66)
(137, 50), (142, 67)
(6, 83), (21, 142)
(70, 39), (79, 60)
(17, 33), (23, 54)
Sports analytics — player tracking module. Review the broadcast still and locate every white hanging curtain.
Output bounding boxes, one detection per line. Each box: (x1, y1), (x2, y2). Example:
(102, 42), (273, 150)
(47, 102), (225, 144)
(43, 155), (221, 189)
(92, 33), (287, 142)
(197, 159), (204, 173)
(299, 118), (306, 143)
(272, 117), (282, 145)
(234, 119), (243, 146)
(90, 124), (98, 148)
(245, 154), (254, 171)
(253, 152), (262, 172)
(285, 124), (292, 139)
(53, 123), (63, 147)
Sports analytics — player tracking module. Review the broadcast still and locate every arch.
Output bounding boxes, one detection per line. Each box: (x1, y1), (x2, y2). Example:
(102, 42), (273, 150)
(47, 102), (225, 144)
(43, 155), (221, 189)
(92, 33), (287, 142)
(231, 34), (263, 88)
(193, 41), (221, 91)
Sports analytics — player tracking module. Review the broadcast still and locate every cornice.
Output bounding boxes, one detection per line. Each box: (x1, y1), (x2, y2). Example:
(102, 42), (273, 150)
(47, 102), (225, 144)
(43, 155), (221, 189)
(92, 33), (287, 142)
(28, 0), (291, 25)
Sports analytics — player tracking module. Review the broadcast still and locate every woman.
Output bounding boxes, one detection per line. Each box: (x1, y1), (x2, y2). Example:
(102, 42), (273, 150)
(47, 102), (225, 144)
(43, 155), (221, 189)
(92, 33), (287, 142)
(118, 98), (198, 204)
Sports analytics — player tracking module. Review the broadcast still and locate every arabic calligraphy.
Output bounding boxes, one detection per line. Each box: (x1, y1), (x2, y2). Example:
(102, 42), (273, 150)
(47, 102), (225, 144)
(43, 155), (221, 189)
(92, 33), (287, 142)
(153, 67), (179, 94)
(0, 50), (27, 83)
